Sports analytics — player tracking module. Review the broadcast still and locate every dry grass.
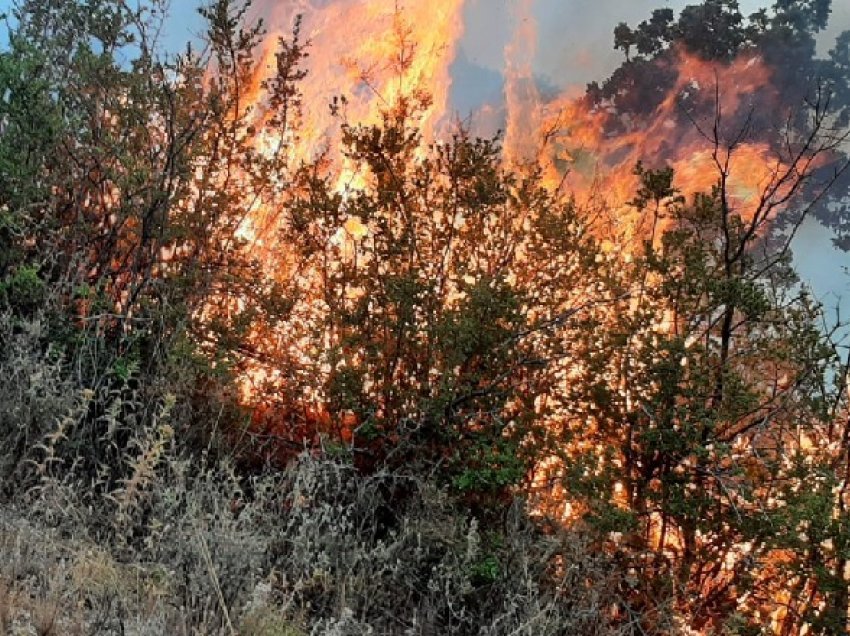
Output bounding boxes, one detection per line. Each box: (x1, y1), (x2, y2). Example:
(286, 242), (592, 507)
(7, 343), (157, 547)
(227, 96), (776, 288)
(0, 315), (654, 635)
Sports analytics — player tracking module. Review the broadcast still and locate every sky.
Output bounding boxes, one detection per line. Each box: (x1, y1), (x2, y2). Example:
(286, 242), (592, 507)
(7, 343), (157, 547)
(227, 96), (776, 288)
(2, 0), (850, 319)
(467, 0), (850, 85)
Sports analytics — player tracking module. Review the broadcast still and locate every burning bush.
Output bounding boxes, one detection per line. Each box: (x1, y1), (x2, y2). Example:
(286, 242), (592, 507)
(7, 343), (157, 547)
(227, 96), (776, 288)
(1, 0), (850, 634)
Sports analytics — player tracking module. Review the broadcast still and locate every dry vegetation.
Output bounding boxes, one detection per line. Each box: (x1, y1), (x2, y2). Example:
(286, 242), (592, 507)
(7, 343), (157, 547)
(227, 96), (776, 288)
(0, 315), (636, 635)
(2, 0), (850, 634)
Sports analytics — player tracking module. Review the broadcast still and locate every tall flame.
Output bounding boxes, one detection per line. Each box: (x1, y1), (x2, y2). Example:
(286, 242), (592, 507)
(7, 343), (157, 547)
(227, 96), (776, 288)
(503, 0), (540, 166)
(532, 48), (784, 241)
(251, 0), (465, 163)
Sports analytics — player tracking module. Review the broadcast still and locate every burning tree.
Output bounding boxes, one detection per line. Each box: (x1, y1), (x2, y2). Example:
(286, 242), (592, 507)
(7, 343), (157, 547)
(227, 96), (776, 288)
(584, 0), (850, 241)
(231, 1), (850, 630)
(235, 66), (603, 510)
(2, 0), (850, 634)
(525, 1), (850, 632)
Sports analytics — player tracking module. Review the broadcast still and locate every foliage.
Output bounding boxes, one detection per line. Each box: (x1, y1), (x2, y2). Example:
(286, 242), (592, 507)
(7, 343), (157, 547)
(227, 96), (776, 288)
(593, 0), (850, 240)
(544, 162), (850, 631)
(0, 1), (849, 634)
(236, 96), (599, 505)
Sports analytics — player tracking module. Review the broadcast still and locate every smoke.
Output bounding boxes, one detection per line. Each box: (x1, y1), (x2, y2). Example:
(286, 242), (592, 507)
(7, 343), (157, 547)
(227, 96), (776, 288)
(457, 1), (850, 111)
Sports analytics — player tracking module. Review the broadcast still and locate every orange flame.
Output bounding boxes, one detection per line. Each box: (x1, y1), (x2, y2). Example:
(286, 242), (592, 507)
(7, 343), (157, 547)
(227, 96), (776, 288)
(199, 5), (850, 633)
(251, 0), (465, 163)
(531, 48), (785, 238)
(503, 0), (540, 166)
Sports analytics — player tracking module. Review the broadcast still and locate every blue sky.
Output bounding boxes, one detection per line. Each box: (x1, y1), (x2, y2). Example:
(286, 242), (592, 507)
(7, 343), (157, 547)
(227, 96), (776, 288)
(0, 0), (207, 51)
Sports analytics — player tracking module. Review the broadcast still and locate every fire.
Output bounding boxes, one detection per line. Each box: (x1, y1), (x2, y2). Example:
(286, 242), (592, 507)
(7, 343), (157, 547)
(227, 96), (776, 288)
(528, 47), (786, 241)
(244, 2), (793, 249)
(503, 0), (541, 166)
(201, 3), (847, 632)
(250, 0), (465, 163)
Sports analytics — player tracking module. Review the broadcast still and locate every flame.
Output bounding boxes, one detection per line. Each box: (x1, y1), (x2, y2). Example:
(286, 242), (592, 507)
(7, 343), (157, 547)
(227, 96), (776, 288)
(250, 0), (465, 164)
(503, 0), (540, 166)
(503, 43), (788, 243)
(201, 5), (845, 631)
(245, 3), (792, 249)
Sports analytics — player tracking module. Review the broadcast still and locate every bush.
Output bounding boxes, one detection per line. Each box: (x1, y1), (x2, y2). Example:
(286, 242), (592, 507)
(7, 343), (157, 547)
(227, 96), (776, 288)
(0, 356), (644, 634)
(0, 313), (86, 496)
(262, 455), (641, 635)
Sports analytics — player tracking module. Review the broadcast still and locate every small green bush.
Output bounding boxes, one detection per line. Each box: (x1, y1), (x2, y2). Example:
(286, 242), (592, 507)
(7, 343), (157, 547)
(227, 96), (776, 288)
(0, 266), (45, 314)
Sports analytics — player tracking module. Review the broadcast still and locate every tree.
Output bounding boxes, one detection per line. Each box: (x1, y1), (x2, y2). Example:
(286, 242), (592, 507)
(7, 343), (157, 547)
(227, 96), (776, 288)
(234, 83), (603, 507)
(589, 0), (850, 241)
(0, 0), (308, 492)
(539, 79), (850, 631)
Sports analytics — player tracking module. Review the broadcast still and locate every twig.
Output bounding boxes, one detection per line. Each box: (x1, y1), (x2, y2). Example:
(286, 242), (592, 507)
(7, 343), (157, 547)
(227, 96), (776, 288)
(195, 524), (237, 636)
